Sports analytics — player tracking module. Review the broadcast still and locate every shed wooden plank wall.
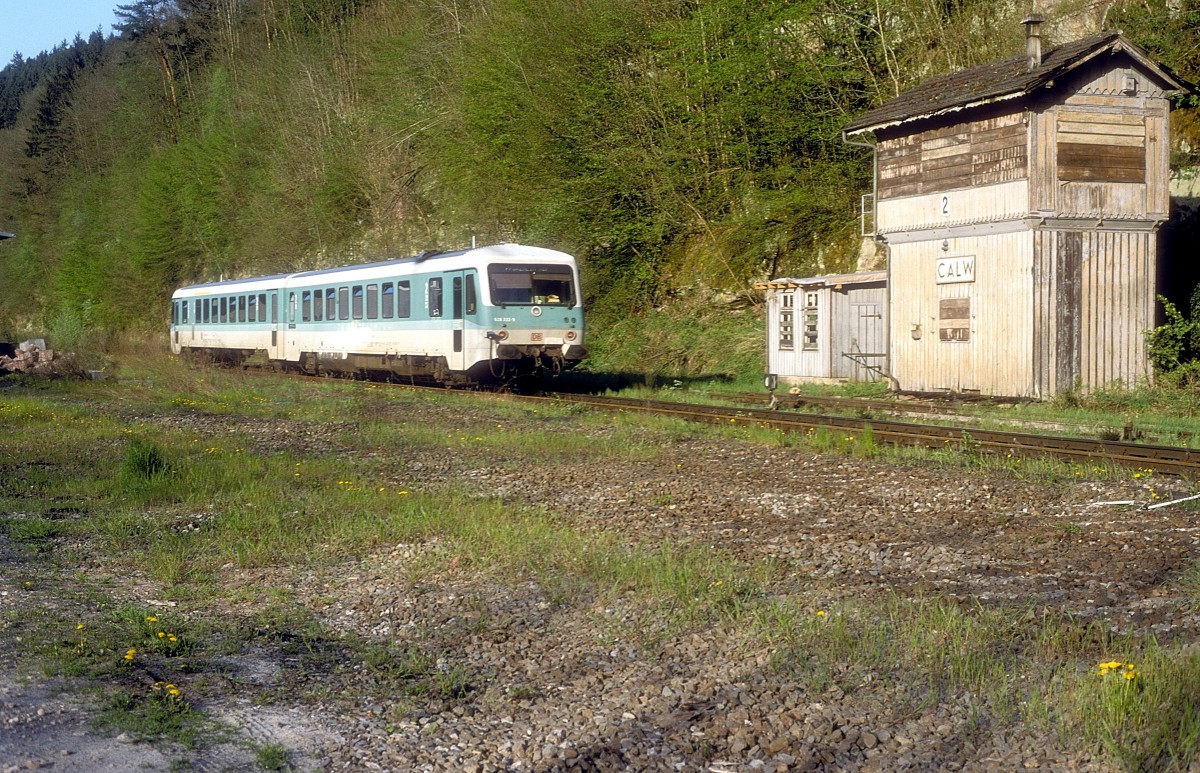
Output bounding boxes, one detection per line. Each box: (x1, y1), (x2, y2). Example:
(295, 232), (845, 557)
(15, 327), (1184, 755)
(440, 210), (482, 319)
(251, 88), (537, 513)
(889, 232), (1035, 396)
(1030, 62), (1171, 219)
(876, 180), (1029, 234)
(765, 289), (828, 381)
(830, 286), (887, 380)
(877, 113), (1027, 200)
(1032, 229), (1153, 395)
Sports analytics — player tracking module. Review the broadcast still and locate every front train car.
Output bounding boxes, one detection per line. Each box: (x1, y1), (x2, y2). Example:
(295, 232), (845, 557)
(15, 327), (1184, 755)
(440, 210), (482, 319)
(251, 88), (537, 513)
(168, 243), (586, 385)
(476, 244), (587, 380)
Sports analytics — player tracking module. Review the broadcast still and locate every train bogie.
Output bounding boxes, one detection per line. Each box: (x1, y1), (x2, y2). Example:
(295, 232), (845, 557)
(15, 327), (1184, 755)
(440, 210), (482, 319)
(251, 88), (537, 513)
(169, 244), (586, 384)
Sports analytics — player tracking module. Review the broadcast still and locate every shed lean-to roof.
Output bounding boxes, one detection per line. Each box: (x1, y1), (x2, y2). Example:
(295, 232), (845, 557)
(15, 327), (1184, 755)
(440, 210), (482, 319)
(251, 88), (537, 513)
(844, 31), (1190, 136)
(754, 270), (887, 291)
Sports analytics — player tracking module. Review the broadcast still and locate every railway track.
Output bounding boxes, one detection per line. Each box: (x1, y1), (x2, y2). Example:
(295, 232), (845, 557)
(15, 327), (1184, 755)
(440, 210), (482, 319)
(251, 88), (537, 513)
(539, 392), (1200, 477)
(235, 365), (1200, 476)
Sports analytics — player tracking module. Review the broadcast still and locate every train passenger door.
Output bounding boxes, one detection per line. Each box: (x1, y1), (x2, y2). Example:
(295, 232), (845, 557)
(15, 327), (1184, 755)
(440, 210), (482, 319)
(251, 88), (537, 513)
(447, 270), (479, 372)
(269, 291), (285, 361)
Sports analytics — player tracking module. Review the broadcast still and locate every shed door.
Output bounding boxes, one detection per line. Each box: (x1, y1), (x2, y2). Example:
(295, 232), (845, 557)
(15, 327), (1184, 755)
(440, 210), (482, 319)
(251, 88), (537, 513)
(850, 303), (884, 382)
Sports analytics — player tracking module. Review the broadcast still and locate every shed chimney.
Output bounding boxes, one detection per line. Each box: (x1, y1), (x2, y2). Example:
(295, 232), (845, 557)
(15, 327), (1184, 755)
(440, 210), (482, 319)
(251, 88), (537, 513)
(1022, 15), (1045, 71)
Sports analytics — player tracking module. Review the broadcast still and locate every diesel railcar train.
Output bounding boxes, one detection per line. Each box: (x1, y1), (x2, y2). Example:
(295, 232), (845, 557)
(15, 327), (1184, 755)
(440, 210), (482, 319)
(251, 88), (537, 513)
(169, 243), (586, 384)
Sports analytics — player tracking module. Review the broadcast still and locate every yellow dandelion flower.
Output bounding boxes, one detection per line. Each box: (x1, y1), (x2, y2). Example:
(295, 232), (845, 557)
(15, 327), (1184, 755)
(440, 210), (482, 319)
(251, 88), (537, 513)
(817, 610), (826, 617)
(146, 616), (157, 623)
(77, 623), (85, 630)
(158, 631), (166, 638)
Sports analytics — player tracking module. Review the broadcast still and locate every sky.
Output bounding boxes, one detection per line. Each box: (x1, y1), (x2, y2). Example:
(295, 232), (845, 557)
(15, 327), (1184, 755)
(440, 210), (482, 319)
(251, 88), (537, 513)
(1, 1), (120, 65)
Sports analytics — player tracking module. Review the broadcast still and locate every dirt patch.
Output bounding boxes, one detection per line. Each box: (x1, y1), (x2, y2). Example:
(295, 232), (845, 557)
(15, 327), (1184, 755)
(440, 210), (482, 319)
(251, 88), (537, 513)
(3, 389), (1199, 771)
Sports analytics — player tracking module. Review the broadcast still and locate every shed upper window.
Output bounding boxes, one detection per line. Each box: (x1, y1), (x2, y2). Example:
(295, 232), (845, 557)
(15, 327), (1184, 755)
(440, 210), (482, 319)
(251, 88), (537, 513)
(1056, 111), (1145, 184)
(802, 291), (819, 351)
(779, 292), (794, 350)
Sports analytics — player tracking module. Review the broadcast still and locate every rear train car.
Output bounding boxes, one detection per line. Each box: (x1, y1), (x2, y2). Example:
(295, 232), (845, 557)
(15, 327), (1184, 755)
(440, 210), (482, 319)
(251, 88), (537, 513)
(169, 244), (587, 384)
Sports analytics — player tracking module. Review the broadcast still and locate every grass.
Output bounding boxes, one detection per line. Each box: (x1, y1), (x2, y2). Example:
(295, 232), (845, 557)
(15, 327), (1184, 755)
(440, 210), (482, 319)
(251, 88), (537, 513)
(3, 353), (1200, 769)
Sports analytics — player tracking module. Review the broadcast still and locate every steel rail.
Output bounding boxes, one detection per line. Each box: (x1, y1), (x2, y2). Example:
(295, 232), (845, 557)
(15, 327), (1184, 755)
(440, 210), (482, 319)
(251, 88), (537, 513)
(230, 365), (1200, 476)
(543, 393), (1200, 477)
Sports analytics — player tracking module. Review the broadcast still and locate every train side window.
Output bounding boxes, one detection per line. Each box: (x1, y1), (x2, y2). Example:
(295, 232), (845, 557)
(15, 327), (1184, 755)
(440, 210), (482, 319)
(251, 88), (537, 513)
(220, 297), (228, 323)
(289, 292), (297, 322)
(313, 288), (323, 321)
(247, 295), (257, 322)
(465, 274), (477, 315)
(171, 302), (178, 325)
(452, 277), (463, 319)
(381, 283), (394, 319)
(428, 278), (442, 317)
(366, 284), (378, 319)
(302, 291), (312, 322)
(397, 281), (411, 318)
(194, 300), (201, 322)
(239, 296), (247, 323)
(338, 287), (350, 320)
(352, 286), (364, 320)
(325, 288), (336, 320)
(271, 294), (278, 324)
(257, 294), (267, 322)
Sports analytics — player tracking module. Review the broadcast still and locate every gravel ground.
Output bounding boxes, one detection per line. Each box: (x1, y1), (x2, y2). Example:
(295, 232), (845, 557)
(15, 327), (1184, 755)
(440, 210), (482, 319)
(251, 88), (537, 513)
(4, 390), (1200, 771)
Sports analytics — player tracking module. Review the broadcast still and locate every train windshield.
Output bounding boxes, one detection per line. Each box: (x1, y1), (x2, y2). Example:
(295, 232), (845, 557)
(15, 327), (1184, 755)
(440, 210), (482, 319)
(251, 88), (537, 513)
(488, 264), (575, 307)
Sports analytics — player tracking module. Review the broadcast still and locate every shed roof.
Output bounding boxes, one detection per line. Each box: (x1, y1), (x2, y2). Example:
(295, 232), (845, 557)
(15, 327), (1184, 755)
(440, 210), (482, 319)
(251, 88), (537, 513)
(844, 31), (1189, 136)
(754, 270), (887, 291)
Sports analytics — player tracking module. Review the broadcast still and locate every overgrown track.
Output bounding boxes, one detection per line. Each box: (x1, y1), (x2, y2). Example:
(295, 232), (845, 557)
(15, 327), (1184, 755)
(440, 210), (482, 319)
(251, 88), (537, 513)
(237, 366), (1200, 476)
(540, 392), (1200, 477)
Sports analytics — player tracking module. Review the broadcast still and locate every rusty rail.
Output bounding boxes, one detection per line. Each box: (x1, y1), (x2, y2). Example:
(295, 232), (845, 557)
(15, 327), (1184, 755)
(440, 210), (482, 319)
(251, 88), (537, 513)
(544, 393), (1200, 477)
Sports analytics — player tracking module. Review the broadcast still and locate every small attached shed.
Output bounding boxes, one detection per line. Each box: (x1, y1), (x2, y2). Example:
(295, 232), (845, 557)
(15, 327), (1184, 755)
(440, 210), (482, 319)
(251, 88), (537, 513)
(757, 270), (887, 385)
(843, 18), (1190, 398)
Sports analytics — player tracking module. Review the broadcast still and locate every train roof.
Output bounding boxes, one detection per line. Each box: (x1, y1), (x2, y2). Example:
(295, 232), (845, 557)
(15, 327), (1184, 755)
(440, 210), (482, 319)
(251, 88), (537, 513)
(171, 243), (576, 298)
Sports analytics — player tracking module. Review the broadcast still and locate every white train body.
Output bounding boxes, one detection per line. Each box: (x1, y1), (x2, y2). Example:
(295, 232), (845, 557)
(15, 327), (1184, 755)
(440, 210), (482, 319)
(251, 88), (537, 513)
(169, 244), (586, 383)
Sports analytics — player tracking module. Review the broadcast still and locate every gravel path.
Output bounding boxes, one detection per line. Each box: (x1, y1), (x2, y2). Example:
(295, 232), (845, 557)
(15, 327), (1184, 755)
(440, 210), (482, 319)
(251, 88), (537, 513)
(4, 392), (1200, 771)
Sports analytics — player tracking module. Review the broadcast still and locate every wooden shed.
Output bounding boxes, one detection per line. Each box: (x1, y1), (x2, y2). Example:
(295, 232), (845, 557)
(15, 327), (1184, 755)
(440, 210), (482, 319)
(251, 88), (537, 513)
(843, 18), (1189, 398)
(757, 270), (887, 385)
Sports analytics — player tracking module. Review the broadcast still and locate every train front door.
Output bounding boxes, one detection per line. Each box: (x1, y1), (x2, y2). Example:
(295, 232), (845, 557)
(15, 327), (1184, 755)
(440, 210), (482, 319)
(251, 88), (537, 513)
(447, 270), (479, 372)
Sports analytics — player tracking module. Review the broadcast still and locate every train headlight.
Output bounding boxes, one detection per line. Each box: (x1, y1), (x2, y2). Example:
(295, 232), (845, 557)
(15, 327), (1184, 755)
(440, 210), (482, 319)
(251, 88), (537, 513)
(496, 329), (508, 341)
(565, 330), (577, 341)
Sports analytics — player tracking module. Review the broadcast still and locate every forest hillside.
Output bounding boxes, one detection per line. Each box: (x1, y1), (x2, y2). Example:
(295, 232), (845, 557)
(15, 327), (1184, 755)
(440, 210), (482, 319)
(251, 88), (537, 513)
(0, 0), (1197, 369)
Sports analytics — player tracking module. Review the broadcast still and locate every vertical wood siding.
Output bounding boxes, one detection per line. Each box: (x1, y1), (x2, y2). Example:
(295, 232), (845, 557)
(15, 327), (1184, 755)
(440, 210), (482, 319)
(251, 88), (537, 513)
(766, 284), (885, 382)
(1033, 230), (1153, 395)
(860, 52), (1172, 397)
(831, 286), (886, 380)
(889, 233), (1034, 396)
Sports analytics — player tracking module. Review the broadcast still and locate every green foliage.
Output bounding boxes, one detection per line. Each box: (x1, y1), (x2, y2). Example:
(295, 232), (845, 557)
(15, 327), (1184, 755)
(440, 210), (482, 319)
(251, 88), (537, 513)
(1147, 294), (1200, 375)
(584, 295), (765, 379)
(0, 0), (1145, 359)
